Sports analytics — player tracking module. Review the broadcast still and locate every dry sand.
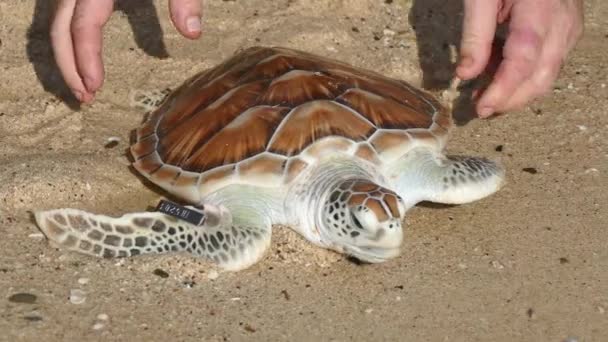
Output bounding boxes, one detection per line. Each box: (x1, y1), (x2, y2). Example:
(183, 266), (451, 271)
(1, 0), (607, 341)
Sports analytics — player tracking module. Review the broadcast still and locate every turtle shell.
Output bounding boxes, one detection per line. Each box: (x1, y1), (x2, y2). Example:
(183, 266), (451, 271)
(131, 46), (452, 202)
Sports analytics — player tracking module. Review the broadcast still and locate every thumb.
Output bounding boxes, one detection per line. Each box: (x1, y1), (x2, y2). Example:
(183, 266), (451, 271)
(169, 0), (202, 39)
(457, 0), (500, 80)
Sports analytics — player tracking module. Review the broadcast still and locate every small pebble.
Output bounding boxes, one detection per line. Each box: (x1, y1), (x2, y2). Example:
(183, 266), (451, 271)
(597, 306), (605, 314)
(182, 280), (196, 288)
(230, 297), (241, 301)
(44, 103), (56, 115)
(364, 308), (373, 314)
(92, 323), (105, 330)
(69, 289), (86, 305)
(153, 268), (169, 278)
(97, 313), (109, 321)
(383, 28), (396, 36)
(23, 314), (43, 322)
(78, 277), (90, 285)
(576, 125), (588, 131)
(522, 167), (538, 174)
(104, 140), (118, 148)
(491, 260), (505, 269)
(104, 137), (120, 149)
(207, 270), (219, 280)
(8, 293), (37, 304)
(28, 233), (44, 239)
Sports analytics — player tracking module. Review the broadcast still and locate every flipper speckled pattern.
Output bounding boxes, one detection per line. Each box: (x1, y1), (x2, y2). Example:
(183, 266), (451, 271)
(35, 204), (272, 271)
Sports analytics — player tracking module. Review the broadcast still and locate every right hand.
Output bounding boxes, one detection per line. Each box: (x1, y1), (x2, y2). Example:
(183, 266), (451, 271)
(456, 0), (584, 118)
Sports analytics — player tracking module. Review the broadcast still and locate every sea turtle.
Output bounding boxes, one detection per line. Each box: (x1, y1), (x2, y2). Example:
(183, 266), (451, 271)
(35, 46), (504, 271)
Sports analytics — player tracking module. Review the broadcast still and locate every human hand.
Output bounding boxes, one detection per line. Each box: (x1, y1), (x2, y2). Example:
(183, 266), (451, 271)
(456, 0), (584, 118)
(51, 0), (203, 103)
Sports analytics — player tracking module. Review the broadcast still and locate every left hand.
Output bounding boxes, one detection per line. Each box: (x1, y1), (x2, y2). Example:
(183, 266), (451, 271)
(51, 0), (203, 103)
(457, 0), (584, 118)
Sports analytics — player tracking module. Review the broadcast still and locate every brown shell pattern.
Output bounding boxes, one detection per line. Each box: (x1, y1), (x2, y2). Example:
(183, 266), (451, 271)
(131, 46), (451, 201)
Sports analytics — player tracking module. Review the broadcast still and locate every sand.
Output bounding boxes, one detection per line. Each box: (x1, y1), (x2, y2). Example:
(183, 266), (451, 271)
(1, 0), (607, 341)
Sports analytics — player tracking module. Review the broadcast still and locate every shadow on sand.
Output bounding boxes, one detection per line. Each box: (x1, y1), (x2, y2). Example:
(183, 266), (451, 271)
(409, 0), (480, 125)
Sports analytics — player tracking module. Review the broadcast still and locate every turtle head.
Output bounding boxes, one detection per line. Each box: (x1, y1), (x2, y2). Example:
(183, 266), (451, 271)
(319, 179), (406, 263)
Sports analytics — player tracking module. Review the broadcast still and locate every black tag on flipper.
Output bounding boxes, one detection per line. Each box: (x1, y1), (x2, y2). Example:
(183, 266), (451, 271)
(156, 200), (205, 226)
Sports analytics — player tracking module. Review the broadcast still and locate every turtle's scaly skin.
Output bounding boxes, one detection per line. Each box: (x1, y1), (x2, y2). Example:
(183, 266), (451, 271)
(131, 46), (451, 203)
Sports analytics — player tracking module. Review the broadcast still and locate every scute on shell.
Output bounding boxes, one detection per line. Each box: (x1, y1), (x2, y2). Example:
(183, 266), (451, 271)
(130, 46), (452, 202)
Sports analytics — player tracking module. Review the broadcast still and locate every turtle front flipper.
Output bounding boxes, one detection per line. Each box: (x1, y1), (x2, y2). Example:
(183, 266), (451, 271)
(35, 204), (272, 271)
(391, 148), (505, 206)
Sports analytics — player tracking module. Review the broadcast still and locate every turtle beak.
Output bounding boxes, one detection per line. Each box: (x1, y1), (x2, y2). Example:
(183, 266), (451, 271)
(343, 245), (401, 264)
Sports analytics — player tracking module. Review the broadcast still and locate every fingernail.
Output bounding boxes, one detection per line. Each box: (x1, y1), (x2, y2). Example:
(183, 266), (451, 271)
(478, 107), (494, 118)
(472, 89), (480, 99)
(72, 90), (84, 102)
(186, 16), (201, 33)
(83, 77), (98, 93)
(82, 92), (95, 104)
(459, 56), (474, 69)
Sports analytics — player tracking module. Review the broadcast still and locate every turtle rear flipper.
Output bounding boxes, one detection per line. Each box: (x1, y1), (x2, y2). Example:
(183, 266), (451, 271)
(35, 205), (272, 271)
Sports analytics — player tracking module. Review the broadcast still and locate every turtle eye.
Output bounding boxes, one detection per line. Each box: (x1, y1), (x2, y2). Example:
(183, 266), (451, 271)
(351, 211), (364, 230)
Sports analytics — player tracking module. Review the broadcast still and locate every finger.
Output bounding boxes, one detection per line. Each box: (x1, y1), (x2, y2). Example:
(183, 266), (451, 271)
(457, 0), (500, 80)
(497, 0), (515, 23)
(71, 0), (114, 94)
(476, 1), (551, 117)
(566, 0), (585, 51)
(169, 0), (203, 39)
(500, 57), (560, 111)
(50, 0), (91, 102)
